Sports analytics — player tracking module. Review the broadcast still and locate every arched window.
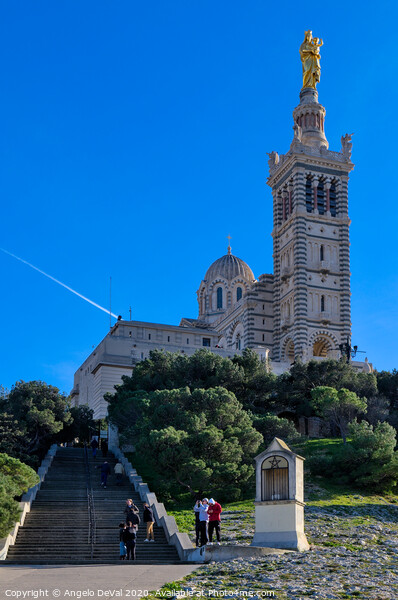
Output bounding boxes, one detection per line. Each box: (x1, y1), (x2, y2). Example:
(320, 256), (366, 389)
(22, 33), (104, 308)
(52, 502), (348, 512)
(329, 182), (337, 217)
(261, 455), (289, 500)
(217, 287), (223, 309)
(313, 338), (329, 357)
(285, 340), (295, 363)
(321, 295), (325, 312)
(306, 177), (313, 213)
(317, 180), (325, 214)
(236, 287), (242, 302)
(235, 334), (241, 350)
(320, 245), (324, 261)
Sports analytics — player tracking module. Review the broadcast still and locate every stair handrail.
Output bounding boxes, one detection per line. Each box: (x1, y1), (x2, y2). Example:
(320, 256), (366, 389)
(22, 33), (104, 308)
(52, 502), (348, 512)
(83, 445), (95, 560)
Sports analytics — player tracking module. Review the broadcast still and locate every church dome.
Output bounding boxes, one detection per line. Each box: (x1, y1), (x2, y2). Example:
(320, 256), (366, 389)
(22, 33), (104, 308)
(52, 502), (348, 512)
(204, 248), (255, 282)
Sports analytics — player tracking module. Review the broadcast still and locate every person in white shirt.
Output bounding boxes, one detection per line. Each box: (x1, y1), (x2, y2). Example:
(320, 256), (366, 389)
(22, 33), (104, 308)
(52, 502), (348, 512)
(114, 461), (124, 486)
(194, 498), (209, 547)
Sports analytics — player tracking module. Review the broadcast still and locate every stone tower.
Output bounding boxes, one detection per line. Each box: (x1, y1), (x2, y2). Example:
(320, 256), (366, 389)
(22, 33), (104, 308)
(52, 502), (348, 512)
(267, 85), (354, 363)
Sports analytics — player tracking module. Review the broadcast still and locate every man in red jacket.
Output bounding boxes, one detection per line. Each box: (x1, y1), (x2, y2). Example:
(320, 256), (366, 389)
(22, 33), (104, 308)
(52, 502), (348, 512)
(207, 498), (222, 545)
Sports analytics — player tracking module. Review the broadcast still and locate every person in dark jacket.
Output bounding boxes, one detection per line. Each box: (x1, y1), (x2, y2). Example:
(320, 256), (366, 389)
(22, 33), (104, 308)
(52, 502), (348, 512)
(90, 437), (98, 459)
(122, 521), (136, 560)
(124, 499), (140, 532)
(101, 439), (108, 458)
(100, 461), (111, 488)
(143, 502), (155, 542)
(124, 498), (139, 520)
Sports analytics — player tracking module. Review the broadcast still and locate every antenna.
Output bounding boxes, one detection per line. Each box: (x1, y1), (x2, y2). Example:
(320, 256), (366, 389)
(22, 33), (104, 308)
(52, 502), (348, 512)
(109, 276), (112, 329)
(129, 306), (132, 320)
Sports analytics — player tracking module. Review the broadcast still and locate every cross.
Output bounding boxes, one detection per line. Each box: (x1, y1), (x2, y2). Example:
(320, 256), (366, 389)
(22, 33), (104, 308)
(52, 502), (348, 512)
(227, 234), (232, 245)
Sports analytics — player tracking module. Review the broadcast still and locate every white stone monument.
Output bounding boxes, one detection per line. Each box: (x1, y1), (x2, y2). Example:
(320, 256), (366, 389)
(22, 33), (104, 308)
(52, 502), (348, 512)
(251, 437), (310, 551)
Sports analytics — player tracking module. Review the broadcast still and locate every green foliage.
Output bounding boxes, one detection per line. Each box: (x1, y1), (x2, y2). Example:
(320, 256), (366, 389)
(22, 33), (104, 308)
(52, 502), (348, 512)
(107, 349), (398, 498)
(56, 405), (96, 444)
(110, 384), (262, 500)
(365, 395), (390, 426)
(376, 369), (398, 410)
(276, 359), (377, 415)
(0, 453), (39, 538)
(0, 381), (71, 465)
(308, 422), (398, 492)
(252, 413), (303, 448)
(108, 348), (276, 414)
(311, 386), (367, 443)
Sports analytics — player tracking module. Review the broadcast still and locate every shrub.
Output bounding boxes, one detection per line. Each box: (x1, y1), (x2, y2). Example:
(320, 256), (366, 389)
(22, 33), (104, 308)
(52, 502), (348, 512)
(253, 413), (302, 447)
(307, 421), (398, 492)
(0, 453), (39, 538)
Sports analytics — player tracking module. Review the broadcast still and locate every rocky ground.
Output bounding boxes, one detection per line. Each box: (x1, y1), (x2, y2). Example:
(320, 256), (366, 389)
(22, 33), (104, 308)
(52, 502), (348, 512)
(162, 490), (398, 600)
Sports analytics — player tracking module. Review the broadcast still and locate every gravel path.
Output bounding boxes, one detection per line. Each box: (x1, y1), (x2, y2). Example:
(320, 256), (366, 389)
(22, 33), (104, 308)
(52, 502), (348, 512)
(177, 502), (398, 599)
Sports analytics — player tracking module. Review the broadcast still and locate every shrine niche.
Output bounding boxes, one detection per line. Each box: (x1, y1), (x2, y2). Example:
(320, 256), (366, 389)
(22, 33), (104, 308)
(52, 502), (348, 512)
(261, 455), (289, 501)
(252, 437), (310, 551)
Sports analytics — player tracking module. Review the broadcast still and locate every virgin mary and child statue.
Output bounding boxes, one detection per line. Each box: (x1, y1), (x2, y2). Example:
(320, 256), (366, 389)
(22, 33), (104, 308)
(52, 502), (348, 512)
(300, 31), (323, 90)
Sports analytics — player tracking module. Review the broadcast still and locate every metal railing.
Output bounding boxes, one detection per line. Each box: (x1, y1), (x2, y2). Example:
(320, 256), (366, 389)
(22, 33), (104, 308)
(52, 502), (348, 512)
(83, 446), (96, 560)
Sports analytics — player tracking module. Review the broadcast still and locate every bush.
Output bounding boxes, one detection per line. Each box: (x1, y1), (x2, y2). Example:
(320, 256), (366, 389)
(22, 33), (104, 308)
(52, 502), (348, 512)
(111, 386), (263, 500)
(307, 421), (398, 492)
(253, 413), (302, 448)
(0, 453), (39, 538)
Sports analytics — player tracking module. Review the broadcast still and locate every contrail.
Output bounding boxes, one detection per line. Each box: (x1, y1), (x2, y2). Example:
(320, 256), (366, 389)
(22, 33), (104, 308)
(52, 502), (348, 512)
(0, 247), (119, 319)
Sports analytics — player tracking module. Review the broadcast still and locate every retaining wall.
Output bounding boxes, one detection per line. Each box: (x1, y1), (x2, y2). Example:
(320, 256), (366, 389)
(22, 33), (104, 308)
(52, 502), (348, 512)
(0, 444), (58, 561)
(110, 445), (203, 563)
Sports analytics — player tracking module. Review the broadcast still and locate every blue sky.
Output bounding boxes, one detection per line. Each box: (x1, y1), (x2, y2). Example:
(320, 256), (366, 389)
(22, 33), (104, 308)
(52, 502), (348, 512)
(1, 1), (397, 393)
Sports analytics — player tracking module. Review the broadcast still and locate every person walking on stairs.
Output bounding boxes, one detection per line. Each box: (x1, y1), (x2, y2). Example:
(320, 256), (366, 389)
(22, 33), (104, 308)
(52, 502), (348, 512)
(114, 461), (124, 485)
(123, 521), (137, 560)
(207, 497), (222, 545)
(100, 460), (111, 488)
(143, 502), (155, 542)
(90, 437), (98, 459)
(101, 439), (108, 458)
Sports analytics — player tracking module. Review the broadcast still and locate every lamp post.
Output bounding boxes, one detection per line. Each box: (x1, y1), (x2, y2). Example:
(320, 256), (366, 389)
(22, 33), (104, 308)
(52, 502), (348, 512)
(338, 337), (365, 363)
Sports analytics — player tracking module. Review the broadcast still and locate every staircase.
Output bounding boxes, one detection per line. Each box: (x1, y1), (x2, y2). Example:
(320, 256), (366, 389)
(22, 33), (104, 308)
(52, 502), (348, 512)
(5, 447), (181, 564)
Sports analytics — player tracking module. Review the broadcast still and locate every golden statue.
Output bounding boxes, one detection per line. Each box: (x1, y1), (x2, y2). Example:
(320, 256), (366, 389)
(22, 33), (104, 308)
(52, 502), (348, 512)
(300, 31), (323, 90)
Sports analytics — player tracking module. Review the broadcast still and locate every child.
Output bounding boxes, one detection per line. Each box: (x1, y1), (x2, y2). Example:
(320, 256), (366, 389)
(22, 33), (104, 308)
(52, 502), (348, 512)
(119, 522), (127, 560)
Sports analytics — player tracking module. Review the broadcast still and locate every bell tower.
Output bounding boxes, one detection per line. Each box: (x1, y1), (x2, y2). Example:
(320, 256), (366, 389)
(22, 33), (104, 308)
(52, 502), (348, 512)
(267, 32), (354, 364)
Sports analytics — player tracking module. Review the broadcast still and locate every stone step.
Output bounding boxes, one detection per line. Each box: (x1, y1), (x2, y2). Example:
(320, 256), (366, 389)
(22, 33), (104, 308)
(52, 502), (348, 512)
(8, 446), (180, 565)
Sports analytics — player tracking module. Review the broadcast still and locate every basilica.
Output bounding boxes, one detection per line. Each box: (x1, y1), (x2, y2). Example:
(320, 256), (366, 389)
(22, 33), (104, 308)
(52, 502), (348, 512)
(72, 36), (371, 421)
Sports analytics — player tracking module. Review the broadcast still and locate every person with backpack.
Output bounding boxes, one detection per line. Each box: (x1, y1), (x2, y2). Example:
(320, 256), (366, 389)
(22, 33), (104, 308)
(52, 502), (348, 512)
(124, 499), (140, 532)
(114, 461), (124, 485)
(122, 521), (137, 560)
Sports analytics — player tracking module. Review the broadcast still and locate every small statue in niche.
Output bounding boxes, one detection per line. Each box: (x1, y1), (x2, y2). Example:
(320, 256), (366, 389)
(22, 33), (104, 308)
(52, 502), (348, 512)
(341, 133), (354, 158)
(267, 151), (279, 169)
(293, 122), (302, 142)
